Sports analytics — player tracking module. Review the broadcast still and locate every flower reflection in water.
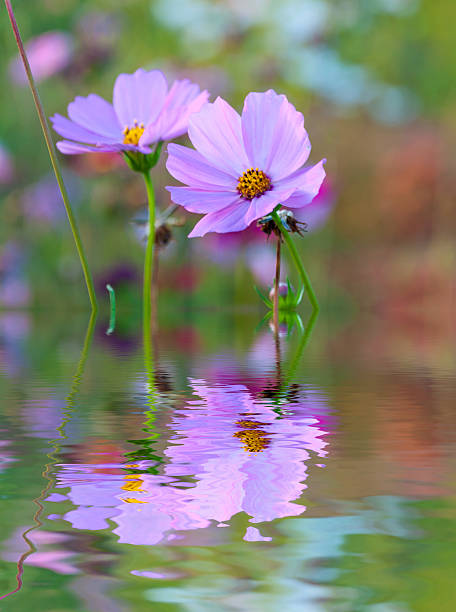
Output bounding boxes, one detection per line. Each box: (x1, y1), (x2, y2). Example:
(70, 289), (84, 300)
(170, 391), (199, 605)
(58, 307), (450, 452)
(49, 379), (330, 544)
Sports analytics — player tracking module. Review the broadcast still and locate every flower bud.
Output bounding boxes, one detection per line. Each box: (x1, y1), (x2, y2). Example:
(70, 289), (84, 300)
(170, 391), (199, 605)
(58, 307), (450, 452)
(269, 282), (290, 300)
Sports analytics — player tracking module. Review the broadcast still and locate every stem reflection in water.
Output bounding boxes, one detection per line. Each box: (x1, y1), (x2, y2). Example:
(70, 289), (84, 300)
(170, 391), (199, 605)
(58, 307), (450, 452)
(0, 312), (97, 600)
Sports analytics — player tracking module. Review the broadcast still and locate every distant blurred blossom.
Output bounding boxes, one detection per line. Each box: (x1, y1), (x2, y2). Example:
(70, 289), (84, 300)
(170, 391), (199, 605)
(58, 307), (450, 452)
(51, 69), (208, 156)
(196, 224), (286, 286)
(0, 143), (14, 184)
(196, 222), (265, 266)
(167, 90), (326, 236)
(49, 380), (329, 544)
(68, 12), (122, 79)
(76, 11), (121, 49)
(245, 243), (283, 286)
(22, 172), (82, 227)
(0, 314), (29, 378)
(9, 31), (74, 85)
(0, 242), (30, 308)
(292, 178), (336, 232)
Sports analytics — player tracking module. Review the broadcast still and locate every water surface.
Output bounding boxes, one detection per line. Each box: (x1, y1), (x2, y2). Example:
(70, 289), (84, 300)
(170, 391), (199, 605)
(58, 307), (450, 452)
(1, 309), (455, 611)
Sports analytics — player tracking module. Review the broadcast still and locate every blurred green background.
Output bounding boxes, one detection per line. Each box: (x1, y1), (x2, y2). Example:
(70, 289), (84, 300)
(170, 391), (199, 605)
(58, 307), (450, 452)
(1, 0), (455, 321)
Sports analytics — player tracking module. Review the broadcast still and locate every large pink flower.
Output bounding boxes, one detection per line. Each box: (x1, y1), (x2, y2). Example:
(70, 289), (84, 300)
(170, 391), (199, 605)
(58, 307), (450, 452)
(166, 89), (326, 237)
(51, 68), (208, 155)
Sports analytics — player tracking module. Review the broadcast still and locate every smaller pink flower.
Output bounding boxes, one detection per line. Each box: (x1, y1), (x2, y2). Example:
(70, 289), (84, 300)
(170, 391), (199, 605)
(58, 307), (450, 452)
(51, 68), (209, 156)
(9, 31), (73, 85)
(166, 89), (326, 237)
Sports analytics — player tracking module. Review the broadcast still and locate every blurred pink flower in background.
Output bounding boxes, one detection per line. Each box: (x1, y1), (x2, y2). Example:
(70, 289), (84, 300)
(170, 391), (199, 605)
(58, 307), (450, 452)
(9, 31), (74, 85)
(0, 143), (14, 184)
(21, 172), (82, 228)
(293, 178), (335, 232)
(0, 242), (30, 308)
(48, 379), (329, 545)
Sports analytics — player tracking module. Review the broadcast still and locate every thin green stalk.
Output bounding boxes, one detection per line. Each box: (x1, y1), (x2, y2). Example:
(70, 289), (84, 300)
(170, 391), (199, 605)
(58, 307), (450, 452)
(271, 209), (319, 312)
(4, 0), (97, 312)
(142, 171), (156, 343)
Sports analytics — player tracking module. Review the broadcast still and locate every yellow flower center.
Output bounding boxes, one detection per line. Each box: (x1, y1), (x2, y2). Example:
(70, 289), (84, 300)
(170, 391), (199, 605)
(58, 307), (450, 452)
(123, 120), (145, 145)
(237, 168), (272, 200)
(234, 429), (271, 452)
(121, 475), (145, 493)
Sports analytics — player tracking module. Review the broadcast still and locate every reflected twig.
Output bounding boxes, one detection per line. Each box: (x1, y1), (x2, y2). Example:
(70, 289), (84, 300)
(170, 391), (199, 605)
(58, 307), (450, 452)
(126, 306), (160, 464)
(283, 308), (319, 388)
(105, 284), (116, 336)
(0, 312), (96, 600)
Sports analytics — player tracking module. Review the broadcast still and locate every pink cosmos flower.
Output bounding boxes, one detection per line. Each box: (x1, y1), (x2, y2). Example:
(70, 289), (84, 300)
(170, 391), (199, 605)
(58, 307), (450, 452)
(166, 89), (326, 237)
(50, 68), (209, 156)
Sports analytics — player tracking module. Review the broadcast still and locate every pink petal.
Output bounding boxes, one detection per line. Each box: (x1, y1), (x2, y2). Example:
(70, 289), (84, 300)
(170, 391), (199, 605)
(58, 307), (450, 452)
(188, 200), (252, 237)
(68, 94), (121, 139)
(163, 79), (207, 112)
(159, 90), (209, 141)
(166, 144), (235, 190)
(113, 69), (168, 127)
(243, 184), (299, 226)
(241, 90), (311, 181)
(142, 81), (209, 145)
(188, 97), (249, 177)
(167, 187), (240, 214)
(277, 159), (326, 208)
(56, 140), (151, 155)
(51, 113), (116, 144)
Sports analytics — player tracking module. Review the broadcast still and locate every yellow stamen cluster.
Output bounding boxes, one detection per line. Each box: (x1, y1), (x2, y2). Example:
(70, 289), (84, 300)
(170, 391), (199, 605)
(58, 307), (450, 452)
(234, 429), (271, 453)
(123, 119), (145, 145)
(236, 419), (264, 429)
(237, 168), (272, 200)
(121, 475), (145, 493)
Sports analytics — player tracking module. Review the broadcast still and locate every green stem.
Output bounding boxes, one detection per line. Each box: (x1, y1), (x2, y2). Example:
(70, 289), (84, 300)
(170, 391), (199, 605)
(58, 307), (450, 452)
(272, 209), (319, 312)
(4, 0), (97, 312)
(142, 171), (156, 344)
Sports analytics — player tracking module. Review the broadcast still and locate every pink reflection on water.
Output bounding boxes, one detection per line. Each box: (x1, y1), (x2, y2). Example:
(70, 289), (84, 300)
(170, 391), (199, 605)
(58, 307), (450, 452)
(50, 380), (329, 545)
